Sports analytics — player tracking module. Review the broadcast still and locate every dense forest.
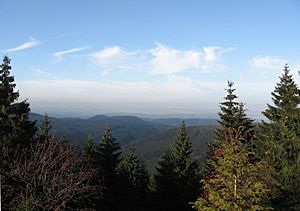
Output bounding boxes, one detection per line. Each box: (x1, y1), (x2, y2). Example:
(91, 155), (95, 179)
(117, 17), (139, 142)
(1, 55), (300, 210)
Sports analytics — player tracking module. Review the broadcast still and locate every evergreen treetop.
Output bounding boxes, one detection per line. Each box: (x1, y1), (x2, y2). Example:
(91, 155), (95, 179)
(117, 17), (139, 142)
(0, 56), (36, 152)
(40, 113), (52, 140)
(256, 65), (300, 210)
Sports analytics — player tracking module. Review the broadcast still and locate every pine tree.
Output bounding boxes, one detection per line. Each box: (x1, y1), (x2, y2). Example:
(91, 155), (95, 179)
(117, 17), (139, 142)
(153, 122), (200, 211)
(256, 65), (300, 210)
(193, 128), (273, 211)
(95, 128), (122, 210)
(199, 82), (255, 207)
(83, 134), (96, 155)
(0, 56), (36, 155)
(215, 81), (254, 145)
(118, 145), (149, 211)
(40, 113), (52, 140)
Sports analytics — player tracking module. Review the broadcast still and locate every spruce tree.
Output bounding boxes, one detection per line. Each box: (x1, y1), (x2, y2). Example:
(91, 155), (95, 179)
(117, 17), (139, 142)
(193, 128), (273, 210)
(40, 113), (52, 140)
(215, 81), (254, 145)
(83, 134), (96, 155)
(95, 128), (122, 210)
(199, 81), (255, 207)
(256, 65), (300, 210)
(153, 122), (200, 211)
(118, 145), (149, 211)
(0, 56), (36, 154)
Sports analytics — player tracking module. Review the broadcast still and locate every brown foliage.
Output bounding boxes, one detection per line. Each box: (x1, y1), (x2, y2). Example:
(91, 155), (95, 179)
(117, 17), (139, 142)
(2, 137), (100, 210)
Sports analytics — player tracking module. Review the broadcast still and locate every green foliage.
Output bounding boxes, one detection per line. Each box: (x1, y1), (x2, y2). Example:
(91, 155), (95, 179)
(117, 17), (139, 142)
(39, 113), (52, 140)
(0, 56), (37, 154)
(92, 128), (122, 210)
(216, 81), (254, 141)
(118, 145), (149, 211)
(83, 134), (96, 155)
(153, 122), (201, 211)
(256, 65), (300, 210)
(193, 128), (273, 211)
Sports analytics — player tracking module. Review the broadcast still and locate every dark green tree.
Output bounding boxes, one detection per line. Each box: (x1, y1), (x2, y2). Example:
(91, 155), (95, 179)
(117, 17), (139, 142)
(0, 56), (36, 155)
(256, 65), (300, 210)
(118, 145), (149, 211)
(39, 113), (52, 140)
(83, 134), (96, 155)
(193, 128), (273, 210)
(215, 81), (254, 144)
(95, 128), (122, 210)
(153, 122), (201, 211)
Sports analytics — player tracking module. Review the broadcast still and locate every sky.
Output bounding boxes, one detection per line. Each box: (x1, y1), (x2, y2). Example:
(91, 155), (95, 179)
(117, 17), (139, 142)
(1, 0), (300, 118)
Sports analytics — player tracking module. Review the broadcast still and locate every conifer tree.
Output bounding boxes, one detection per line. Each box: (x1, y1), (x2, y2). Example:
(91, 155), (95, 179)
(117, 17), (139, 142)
(118, 145), (149, 211)
(0, 56), (36, 155)
(83, 134), (96, 155)
(215, 81), (254, 146)
(256, 65), (300, 210)
(153, 122), (200, 211)
(200, 82), (255, 206)
(95, 128), (122, 210)
(40, 113), (52, 140)
(193, 128), (273, 211)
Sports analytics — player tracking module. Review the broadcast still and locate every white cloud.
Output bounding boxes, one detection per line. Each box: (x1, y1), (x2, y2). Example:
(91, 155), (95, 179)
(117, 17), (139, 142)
(92, 43), (232, 76)
(92, 46), (145, 75)
(149, 43), (201, 74)
(249, 56), (286, 70)
(53, 47), (89, 61)
(5, 38), (39, 52)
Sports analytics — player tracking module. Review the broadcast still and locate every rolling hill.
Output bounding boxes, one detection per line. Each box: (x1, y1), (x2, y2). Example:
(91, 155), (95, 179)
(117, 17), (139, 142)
(30, 113), (217, 170)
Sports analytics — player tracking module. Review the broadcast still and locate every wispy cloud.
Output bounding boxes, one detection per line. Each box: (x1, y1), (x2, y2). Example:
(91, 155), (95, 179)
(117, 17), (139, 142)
(53, 47), (89, 61)
(32, 67), (57, 79)
(5, 38), (39, 52)
(249, 56), (286, 70)
(93, 46), (145, 75)
(92, 43), (233, 76)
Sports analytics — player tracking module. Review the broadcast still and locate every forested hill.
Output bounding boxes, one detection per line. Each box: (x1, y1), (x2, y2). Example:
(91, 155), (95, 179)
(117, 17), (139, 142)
(30, 113), (216, 170)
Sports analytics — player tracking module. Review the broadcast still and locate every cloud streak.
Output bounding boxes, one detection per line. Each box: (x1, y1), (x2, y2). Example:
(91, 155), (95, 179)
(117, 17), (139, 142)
(5, 38), (39, 52)
(53, 47), (89, 61)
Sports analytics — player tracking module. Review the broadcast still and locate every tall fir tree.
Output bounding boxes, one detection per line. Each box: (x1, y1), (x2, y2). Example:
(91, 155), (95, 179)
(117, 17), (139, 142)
(215, 81), (254, 145)
(153, 122), (201, 211)
(0, 56), (36, 155)
(256, 65), (300, 210)
(84, 134), (96, 156)
(193, 127), (273, 211)
(95, 128), (122, 210)
(200, 81), (255, 205)
(118, 145), (149, 211)
(39, 113), (52, 141)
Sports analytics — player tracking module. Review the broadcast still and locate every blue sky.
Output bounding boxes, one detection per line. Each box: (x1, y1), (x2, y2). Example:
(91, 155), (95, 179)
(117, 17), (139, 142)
(1, 0), (300, 117)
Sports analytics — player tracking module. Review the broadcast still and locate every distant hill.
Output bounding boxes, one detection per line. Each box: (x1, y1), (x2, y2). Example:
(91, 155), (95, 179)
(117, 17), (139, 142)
(30, 113), (217, 170)
(143, 117), (217, 126)
(30, 113), (172, 146)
